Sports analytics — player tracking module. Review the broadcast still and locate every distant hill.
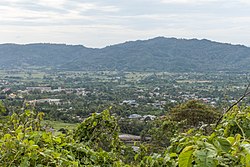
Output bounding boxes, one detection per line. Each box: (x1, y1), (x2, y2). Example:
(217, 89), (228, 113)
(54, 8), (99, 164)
(1, 37), (250, 72)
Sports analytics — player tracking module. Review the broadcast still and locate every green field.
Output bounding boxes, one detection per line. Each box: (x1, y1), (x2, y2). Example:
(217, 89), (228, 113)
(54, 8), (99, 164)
(42, 120), (77, 131)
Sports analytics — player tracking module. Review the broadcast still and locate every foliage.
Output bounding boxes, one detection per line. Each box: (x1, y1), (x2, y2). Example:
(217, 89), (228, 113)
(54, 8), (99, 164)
(141, 105), (250, 167)
(74, 108), (123, 152)
(2, 102), (250, 166)
(0, 104), (126, 166)
(119, 118), (150, 136)
(170, 100), (221, 129)
(145, 118), (186, 151)
(0, 105), (79, 166)
(142, 100), (219, 152)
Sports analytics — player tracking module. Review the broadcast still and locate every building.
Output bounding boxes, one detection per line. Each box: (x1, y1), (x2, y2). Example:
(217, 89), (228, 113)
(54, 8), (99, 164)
(26, 87), (51, 92)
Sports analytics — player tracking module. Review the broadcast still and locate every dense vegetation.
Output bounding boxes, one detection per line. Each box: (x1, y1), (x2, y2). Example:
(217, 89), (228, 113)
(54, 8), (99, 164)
(1, 37), (250, 72)
(1, 99), (250, 166)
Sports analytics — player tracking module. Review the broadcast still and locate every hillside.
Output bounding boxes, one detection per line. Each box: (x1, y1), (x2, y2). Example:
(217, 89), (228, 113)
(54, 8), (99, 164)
(1, 37), (250, 72)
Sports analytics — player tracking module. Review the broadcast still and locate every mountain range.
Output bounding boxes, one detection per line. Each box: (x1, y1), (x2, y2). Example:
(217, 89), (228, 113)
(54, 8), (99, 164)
(0, 37), (250, 72)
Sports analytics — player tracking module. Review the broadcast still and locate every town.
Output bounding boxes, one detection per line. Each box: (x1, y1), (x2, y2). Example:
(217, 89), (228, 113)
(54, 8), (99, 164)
(0, 70), (248, 129)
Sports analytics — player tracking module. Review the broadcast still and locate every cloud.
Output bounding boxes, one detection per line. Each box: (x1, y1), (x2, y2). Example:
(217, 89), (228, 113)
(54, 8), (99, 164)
(160, 0), (218, 4)
(160, 0), (250, 7)
(0, 1), (120, 27)
(239, 0), (250, 5)
(74, 3), (119, 12)
(37, 0), (66, 7)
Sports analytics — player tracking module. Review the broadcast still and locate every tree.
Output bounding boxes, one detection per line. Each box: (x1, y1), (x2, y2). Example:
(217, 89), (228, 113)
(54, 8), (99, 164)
(74, 108), (123, 152)
(170, 100), (221, 129)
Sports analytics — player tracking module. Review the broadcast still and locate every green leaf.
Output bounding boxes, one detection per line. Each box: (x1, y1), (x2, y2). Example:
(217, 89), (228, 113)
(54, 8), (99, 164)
(227, 137), (234, 144)
(178, 146), (194, 167)
(93, 121), (97, 127)
(25, 110), (31, 116)
(54, 137), (62, 144)
(134, 154), (139, 161)
(29, 144), (39, 150)
(235, 134), (242, 143)
(52, 152), (61, 159)
(170, 153), (178, 158)
(20, 157), (30, 167)
(241, 143), (250, 167)
(3, 134), (12, 140)
(246, 154), (250, 167)
(194, 143), (217, 167)
(213, 137), (231, 152)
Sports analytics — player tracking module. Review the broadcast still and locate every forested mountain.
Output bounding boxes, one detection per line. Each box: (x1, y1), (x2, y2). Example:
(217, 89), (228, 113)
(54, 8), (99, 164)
(0, 43), (91, 69)
(1, 37), (250, 72)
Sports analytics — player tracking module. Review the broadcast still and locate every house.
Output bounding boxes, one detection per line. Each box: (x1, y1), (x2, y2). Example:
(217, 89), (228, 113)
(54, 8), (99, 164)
(26, 99), (61, 105)
(142, 115), (156, 121)
(122, 100), (139, 106)
(26, 87), (51, 92)
(128, 114), (142, 119)
(119, 134), (151, 143)
(1, 88), (11, 93)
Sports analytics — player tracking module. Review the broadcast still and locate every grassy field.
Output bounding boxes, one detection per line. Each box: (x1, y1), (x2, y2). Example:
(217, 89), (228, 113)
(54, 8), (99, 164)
(42, 120), (77, 131)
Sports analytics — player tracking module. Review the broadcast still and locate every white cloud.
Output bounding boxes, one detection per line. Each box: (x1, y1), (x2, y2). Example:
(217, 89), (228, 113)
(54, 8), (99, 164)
(0, 1), (120, 27)
(74, 2), (119, 12)
(37, 0), (67, 7)
(160, 0), (221, 4)
(239, 0), (250, 5)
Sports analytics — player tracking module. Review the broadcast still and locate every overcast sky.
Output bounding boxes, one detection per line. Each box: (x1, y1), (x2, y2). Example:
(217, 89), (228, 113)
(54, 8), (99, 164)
(0, 0), (250, 48)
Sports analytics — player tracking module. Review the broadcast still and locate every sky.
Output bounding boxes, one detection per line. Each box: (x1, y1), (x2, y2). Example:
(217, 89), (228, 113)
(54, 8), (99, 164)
(0, 0), (250, 48)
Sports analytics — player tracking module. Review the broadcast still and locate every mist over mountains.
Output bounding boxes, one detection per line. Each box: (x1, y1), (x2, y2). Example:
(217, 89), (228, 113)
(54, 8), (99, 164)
(1, 37), (250, 72)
